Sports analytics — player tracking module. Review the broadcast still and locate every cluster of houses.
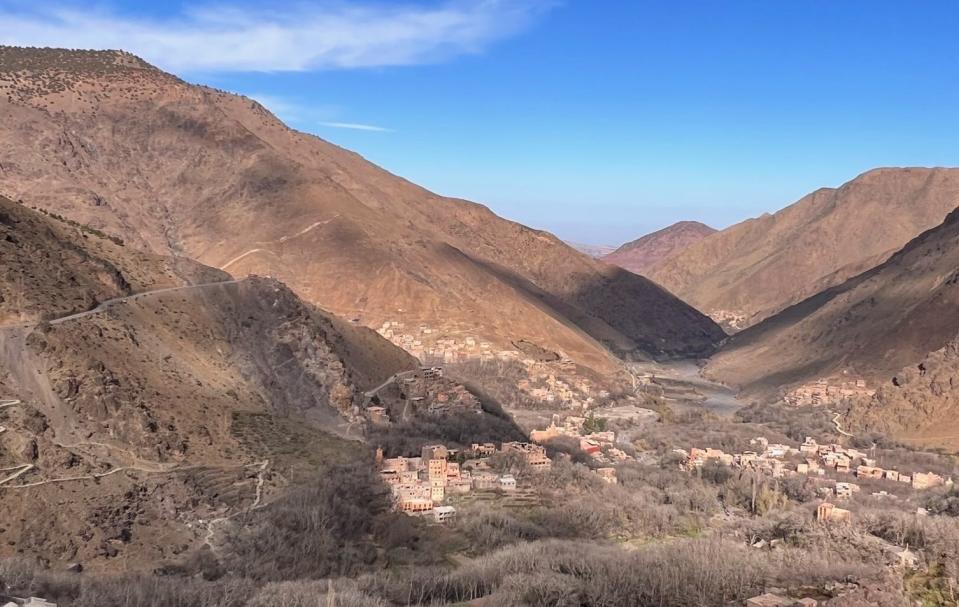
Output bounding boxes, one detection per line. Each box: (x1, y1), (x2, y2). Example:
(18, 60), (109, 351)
(678, 435), (952, 496)
(396, 370), (481, 416)
(375, 322), (610, 410)
(364, 366), (483, 425)
(375, 441), (554, 522)
(376, 321), (520, 364)
(784, 378), (875, 407)
(529, 414), (630, 468)
(709, 309), (748, 331)
(518, 371), (608, 411)
(745, 593), (819, 607)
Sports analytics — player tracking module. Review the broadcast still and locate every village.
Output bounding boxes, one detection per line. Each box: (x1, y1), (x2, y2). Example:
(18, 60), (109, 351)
(361, 366), (483, 426)
(375, 321), (607, 410)
(677, 434), (952, 521)
(376, 441), (551, 523)
(376, 411), (633, 521)
(369, 360), (951, 530)
(784, 377), (875, 407)
(376, 320), (519, 365)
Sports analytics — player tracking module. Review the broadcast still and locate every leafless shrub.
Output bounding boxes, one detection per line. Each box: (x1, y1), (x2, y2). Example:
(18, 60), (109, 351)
(223, 463), (390, 581)
(73, 575), (254, 607)
(244, 579), (387, 607)
(0, 561), (253, 607)
(407, 536), (872, 606)
(455, 507), (548, 554)
(859, 508), (959, 560)
(0, 559), (83, 603)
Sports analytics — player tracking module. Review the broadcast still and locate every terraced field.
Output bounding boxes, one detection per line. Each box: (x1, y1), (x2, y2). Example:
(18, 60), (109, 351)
(230, 412), (362, 483)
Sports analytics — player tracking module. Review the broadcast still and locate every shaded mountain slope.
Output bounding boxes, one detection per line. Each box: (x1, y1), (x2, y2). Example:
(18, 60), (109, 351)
(845, 338), (959, 450)
(0, 196), (414, 567)
(603, 221), (716, 276)
(648, 168), (959, 329)
(706, 206), (959, 394)
(0, 46), (723, 371)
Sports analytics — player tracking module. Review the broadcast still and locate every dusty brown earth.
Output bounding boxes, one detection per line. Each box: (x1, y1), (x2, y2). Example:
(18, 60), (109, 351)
(706, 207), (959, 402)
(647, 168), (959, 329)
(0, 197), (414, 569)
(0, 47), (723, 373)
(603, 221), (716, 277)
(844, 338), (959, 450)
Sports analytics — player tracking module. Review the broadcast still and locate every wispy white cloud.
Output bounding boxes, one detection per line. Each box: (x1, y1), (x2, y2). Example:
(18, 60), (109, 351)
(319, 121), (393, 133)
(246, 93), (390, 133)
(0, 1), (555, 73)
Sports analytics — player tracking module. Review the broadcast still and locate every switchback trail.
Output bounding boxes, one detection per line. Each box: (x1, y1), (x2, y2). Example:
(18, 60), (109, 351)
(219, 214), (340, 271)
(203, 459), (270, 554)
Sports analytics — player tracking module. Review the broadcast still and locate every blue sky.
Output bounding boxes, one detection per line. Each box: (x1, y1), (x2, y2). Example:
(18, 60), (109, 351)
(3, 1), (958, 244)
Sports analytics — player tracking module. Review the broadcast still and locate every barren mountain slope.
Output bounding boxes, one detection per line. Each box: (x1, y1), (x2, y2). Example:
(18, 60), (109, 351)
(0, 196), (414, 567)
(844, 338), (959, 450)
(648, 168), (959, 329)
(706, 206), (959, 394)
(603, 221), (716, 276)
(0, 47), (723, 371)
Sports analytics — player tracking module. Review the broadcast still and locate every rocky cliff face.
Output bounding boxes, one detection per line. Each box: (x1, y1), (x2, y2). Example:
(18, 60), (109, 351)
(647, 168), (959, 329)
(604, 221), (716, 277)
(0, 46), (723, 371)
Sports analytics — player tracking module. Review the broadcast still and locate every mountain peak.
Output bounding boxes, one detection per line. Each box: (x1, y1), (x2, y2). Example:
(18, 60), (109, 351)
(603, 220), (717, 276)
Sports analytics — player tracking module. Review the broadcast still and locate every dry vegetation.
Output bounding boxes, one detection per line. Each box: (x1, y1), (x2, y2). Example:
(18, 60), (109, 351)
(6, 402), (958, 606)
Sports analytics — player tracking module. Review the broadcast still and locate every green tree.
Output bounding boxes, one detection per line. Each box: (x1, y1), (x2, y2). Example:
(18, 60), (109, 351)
(582, 413), (607, 435)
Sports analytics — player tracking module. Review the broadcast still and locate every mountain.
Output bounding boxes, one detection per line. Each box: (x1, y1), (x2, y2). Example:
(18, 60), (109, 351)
(646, 168), (959, 330)
(566, 241), (616, 258)
(706, 206), (959, 396)
(0, 47), (723, 373)
(603, 221), (716, 276)
(0, 195), (415, 566)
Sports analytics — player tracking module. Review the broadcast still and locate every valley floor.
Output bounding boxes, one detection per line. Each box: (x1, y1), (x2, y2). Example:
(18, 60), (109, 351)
(630, 360), (748, 417)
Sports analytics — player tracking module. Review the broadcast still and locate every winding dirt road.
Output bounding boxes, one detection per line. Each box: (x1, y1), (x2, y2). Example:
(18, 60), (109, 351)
(363, 370), (417, 399)
(829, 410), (854, 437)
(0, 278), (245, 332)
(203, 459), (270, 554)
(0, 278), (258, 491)
(219, 214), (339, 271)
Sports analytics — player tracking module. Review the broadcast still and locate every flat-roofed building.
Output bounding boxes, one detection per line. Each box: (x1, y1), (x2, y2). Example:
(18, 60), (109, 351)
(433, 505), (456, 523)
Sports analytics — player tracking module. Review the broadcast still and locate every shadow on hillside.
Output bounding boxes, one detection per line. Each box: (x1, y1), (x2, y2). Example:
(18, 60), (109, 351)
(434, 242), (723, 362)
